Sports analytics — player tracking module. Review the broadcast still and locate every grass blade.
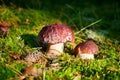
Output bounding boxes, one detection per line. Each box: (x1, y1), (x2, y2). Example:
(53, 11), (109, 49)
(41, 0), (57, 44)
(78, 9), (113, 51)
(75, 19), (102, 35)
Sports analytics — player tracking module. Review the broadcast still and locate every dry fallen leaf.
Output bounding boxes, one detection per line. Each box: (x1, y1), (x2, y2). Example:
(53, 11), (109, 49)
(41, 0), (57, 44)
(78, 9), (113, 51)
(9, 53), (21, 60)
(18, 66), (43, 80)
(0, 20), (10, 37)
(108, 66), (118, 71)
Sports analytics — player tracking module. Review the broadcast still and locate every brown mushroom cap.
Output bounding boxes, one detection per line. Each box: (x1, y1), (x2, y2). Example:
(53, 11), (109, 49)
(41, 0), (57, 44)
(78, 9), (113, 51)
(38, 24), (75, 44)
(75, 40), (98, 55)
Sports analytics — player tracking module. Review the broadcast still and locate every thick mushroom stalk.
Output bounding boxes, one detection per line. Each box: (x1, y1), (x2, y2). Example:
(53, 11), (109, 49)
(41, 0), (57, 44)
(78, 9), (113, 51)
(74, 40), (98, 60)
(47, 43), (64, 56)
(38, 24), (75, 58)
(78, 53), (94, 59)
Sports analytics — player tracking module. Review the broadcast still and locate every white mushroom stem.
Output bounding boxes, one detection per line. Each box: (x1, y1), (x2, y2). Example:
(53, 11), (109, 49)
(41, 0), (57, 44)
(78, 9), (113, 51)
(78, 53), (94, 60)
(47, 43), (64, 56)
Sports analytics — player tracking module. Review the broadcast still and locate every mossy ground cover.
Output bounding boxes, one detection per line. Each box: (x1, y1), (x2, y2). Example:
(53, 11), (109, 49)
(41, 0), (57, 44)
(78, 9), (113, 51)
(0, 0), (120, 80)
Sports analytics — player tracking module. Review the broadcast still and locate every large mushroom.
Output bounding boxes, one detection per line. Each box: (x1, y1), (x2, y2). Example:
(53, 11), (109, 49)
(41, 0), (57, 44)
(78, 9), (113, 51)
(74, 40), (98, 59)
(38, 24), (75, 58)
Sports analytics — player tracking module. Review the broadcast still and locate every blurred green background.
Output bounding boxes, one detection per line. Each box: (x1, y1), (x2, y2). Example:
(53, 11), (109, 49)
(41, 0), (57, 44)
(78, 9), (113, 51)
(1, 0), (120, 40)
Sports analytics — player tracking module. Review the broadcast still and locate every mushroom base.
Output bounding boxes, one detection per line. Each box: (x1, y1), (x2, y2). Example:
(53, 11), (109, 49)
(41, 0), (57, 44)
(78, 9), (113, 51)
(78, 53), (94, 59)
(46, 43), (64, 57)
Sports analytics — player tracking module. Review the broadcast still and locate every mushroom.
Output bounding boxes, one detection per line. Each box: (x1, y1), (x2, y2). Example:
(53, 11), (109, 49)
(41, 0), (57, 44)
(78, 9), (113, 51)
(74, 40), (98, 59)
(38, 23), (75, 58)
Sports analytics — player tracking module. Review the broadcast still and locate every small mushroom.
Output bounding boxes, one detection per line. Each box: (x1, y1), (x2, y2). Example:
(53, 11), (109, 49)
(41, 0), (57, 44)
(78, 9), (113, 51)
(74, 40), (98, 59)
(38, 24), (75, 58)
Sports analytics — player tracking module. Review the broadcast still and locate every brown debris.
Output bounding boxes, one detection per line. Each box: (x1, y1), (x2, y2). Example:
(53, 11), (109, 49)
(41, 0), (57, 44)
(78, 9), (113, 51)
(18, 66), (43, 80)
(9, 53), (21, 60)
(0, 20), (10, 37)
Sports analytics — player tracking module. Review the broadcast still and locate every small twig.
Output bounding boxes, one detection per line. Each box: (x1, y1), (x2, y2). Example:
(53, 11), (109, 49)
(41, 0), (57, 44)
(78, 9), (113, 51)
(43, 65), (46, 80)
